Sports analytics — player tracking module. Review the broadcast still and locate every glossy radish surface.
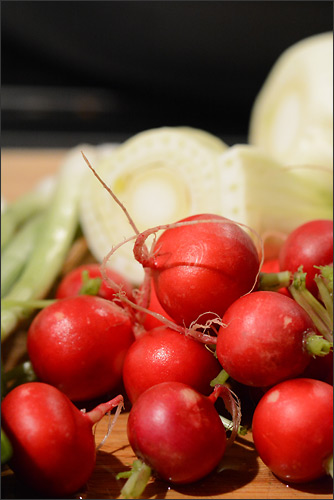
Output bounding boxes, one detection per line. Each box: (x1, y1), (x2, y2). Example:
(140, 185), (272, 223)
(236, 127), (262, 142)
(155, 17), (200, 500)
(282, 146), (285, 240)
(252, 378), (333, 483)
(55, 263), (133, 301)
(144, 213), (260, 327)
(27, 295), (135, 402)
(122, 326), (221, 403)
(216, 291), (317, 387)
(1, 382), (123, 496)
(140, 279), (175, 331)
(279, 219), (333, 296)
(127, 381), (227, 484)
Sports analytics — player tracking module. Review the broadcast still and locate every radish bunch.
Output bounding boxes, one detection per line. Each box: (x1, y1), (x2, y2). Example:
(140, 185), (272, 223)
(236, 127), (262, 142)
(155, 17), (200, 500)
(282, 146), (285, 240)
(3, 156), (333, 498)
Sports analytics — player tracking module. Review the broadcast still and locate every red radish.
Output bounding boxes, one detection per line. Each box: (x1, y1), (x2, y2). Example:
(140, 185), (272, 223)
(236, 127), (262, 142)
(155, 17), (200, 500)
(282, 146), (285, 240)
(133, 213), (260, 327)
(126, 381), (240, 487)
(1, 382), (123, 496)
(216, 291), (330, 387)
(27, 295), (135, 402)
(279, 219), (333, 296)
(122, 326), (221, 403)
(140, 279), (175, 331)
(55, 263), (133, 301)
(252, 378), (333, 483)
(261, 259), (281, 274)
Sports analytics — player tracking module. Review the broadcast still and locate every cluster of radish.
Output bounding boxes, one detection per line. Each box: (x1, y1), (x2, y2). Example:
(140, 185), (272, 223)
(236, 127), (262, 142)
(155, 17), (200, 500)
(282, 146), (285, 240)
(2, 175), (333, 498)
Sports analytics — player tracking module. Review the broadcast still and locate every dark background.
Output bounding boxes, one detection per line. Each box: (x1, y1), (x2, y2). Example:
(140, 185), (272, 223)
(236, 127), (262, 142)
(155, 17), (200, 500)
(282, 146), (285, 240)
(1, 1), (333, 148)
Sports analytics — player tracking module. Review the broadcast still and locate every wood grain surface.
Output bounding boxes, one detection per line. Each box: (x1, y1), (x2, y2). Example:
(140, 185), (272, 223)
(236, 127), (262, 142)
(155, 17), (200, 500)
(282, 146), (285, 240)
(1, 148), (333, 499)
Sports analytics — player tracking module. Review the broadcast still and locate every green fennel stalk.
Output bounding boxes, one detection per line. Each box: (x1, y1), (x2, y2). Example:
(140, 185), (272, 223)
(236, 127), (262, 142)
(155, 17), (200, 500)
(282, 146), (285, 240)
(1, 147), (85, 341)
(1, 176), (55, 250)
(1, 213), (44, 297)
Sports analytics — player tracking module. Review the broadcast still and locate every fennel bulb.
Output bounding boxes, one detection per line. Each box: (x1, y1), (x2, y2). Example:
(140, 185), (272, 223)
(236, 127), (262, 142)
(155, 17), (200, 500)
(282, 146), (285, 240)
(217, 145), (333, 257)
(249, 32), (333, 169)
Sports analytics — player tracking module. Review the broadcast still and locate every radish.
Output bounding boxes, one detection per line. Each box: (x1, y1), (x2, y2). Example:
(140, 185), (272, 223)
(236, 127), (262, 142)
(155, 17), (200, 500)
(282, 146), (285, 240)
(122, 326), (221, 403)
(139, 278), (175, 331)
(216, 291), (332, 387)
(252, 378), (333, 483)
(1, 382), (124, 496)
(55, 263), (133, 302)
(279, 219), (333, 296)
(134, 213), (261, 327)
(27, 295), (135, 402)
(119, 381), (240, 497)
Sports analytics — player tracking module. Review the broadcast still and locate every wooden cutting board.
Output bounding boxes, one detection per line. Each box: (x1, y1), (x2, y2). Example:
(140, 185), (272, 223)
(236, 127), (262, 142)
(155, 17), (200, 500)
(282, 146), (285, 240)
(1, 148), (333, 499)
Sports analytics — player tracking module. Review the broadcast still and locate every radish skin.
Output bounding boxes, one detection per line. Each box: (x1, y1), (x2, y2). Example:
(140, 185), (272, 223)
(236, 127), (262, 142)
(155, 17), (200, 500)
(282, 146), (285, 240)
(252, 378), (333, 483)
(216, 291), (330, 387)
(27, 296), (135, 402)
(138, 213), (260, 327)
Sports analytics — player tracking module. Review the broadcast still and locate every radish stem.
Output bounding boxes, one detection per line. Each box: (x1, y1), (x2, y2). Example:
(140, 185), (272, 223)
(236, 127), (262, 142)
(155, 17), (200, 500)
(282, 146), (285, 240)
(259, 270), (291, 291)
(210, 369), (230, 387)
(304, 334), (332, 357)
(86, 394), (124, 426)
(289, 268), (333, 342)
(117, 459), (152, 500)
(78, 270), (102, 296)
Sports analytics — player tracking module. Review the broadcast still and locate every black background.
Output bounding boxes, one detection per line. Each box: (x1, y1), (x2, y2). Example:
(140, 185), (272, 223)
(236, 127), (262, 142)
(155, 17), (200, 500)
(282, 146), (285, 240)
(2, 1), (333, 147)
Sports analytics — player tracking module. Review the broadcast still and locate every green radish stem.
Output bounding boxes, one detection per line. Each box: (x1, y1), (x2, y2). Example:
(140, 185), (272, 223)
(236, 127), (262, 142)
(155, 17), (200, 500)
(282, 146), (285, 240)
(289, 267), (333, 342)
(210, 368), (230, 386)
(304, 334), (332, 357)
(314, 265), (333, 323)
(78, 270), (102, 296)
(219, 415), (248, 436)
(259, 270), (291, 291)
(117, 460), (152, 500)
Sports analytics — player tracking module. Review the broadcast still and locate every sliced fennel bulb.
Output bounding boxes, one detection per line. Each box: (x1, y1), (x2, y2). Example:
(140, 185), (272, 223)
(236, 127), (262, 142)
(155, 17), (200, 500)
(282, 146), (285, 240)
(249, 32), (333, 169)
(79, 127), (227, 284)
(217, 145), (333, 254)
